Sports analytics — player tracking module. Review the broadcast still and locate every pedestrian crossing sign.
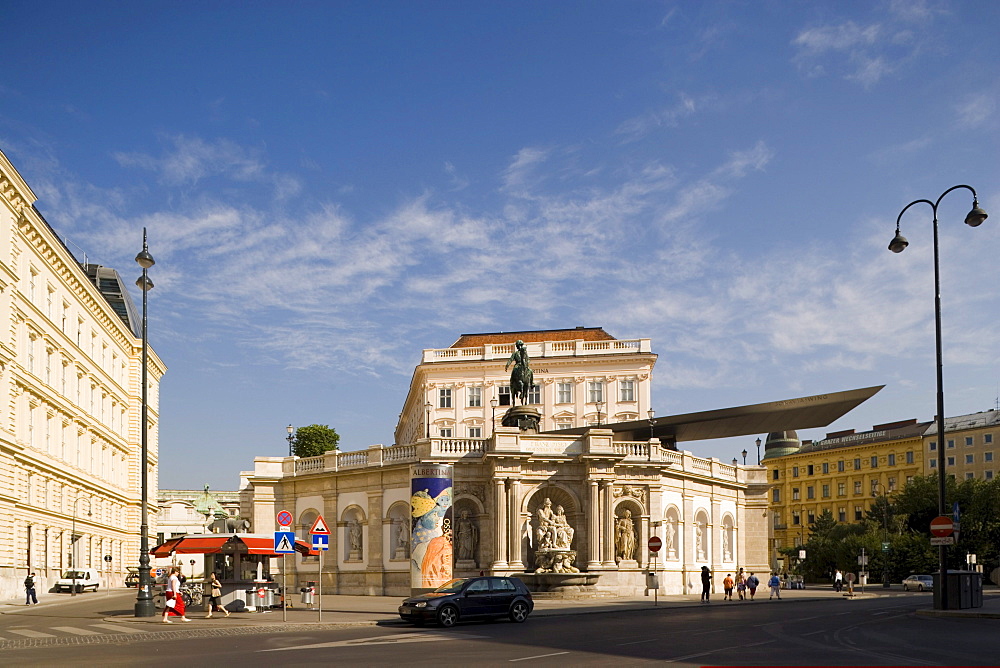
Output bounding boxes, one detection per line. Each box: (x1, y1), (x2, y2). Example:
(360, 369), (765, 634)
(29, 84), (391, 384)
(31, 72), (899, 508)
(274, 531), (296, 554)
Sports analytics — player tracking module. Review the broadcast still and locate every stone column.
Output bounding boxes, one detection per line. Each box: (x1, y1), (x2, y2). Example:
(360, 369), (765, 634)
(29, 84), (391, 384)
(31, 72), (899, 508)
(602, 482), (615, 567)
(507, 479), (523, 570)
(323, 492), (339, 594)
(640, 514), (650, 568)
(587, 480), (600, 569)
(491, 479), (508, 569)
(366, 491), (385, 594)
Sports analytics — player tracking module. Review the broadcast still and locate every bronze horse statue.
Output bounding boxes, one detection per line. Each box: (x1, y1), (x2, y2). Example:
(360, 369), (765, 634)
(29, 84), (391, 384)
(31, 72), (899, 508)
(505, 340), (534, 405)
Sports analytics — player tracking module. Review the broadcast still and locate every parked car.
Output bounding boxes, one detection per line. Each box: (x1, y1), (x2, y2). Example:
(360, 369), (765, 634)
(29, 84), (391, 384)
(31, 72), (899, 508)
(54, 568), (100, 593)
(124, 568), (140, 588)
(903, 574), (934, 591)
(399, 576), (533, 628)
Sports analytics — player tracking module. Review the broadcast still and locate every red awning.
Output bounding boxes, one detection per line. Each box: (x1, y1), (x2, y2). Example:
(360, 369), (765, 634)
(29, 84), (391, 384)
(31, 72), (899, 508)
(151, 534), (316, 557)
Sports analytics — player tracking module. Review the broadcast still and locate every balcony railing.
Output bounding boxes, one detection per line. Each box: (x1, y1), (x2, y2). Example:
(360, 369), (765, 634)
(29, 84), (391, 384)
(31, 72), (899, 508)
(422, 338), (652, 363)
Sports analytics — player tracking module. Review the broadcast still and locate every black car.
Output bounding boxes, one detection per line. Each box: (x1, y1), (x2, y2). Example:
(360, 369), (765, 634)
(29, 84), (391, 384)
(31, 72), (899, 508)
(399, 576), (533, 627)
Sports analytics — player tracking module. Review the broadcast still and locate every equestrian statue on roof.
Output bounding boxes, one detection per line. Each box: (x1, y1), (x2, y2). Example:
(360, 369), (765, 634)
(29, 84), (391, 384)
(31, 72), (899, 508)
(505, 340), (534, 406)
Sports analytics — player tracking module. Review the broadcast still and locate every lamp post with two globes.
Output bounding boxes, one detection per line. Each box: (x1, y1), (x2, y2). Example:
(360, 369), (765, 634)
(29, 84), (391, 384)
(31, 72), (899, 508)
(134, 229), (156, 617)
(888, 185), (987, 609)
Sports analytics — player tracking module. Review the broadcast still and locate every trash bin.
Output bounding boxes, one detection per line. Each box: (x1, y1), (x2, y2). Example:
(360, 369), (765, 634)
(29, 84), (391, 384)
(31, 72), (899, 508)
(256, 587), (274, 609)
(300, 583), (316, 606)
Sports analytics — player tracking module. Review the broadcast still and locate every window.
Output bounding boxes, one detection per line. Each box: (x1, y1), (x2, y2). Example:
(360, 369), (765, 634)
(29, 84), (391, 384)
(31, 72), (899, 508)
(822, 463), (829, 474)
(838, 483), (846, 496)
(870, 479), (879, 495)
(439, 428), (452, 438)
(822, 484), (830, 498)
(556, 421), (573, 431)
(854, 507), (863, 521)
(947, 456), (955, 466)
(888, 477), (896, 491)
(966, 437), (974, 446)
(947, 439), (955, 448)
(587, 381), (604, 404)
(807, 465), (814, 475)
(838, 460), (845, 472)
(439, 388), (452, 408)
(498, 385), (512, 406)
(527, 384), (540, 404)
(556, 382), (573, 404)
(906, 451), (914, 464)
(854, 458), (861, 470)
(772, 489), (781, 502)
(930, 459), (937, 468)
(619, 379), (635, 402)
(773, 469), (779, 480)
(966, 454), (974, 464)
(929, 442), (937, 451)
(985, 452), (993, 462)
(792, 487), (800, 500)
(468, 427), (481, 438)
(792, 512), (801, 526)
(467, 386), (482, 407)
(987, 471), (994, 480)
(792, 466), (799, 478)
(807, 486), (815, 500)
(838, 508), (847, 522)
(870, 456), (878, 468)
(807, 512), (815, 524)
(986, 434), (993, 444)
(854, 481), (862, 494)
(906, 475), (914, 485)
(888, 454), (896, 466)
(966, 472), (975, 480)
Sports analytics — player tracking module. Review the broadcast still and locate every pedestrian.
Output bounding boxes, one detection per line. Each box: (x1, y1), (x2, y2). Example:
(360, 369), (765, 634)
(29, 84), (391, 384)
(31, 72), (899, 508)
(736, 568), (746, 601)
(768, 572), (782, 600)
(834, 569), (843, 593)
(24, 572), (38, 605)
(746, 572), (759, 600)
(723, 573), (734, 601)
(205, 572), (229, 618)
(700, 565), (712, 603)
(162, 566), (190, 623)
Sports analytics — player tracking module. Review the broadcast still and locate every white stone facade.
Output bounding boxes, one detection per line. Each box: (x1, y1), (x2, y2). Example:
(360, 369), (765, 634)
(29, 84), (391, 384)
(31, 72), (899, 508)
(0, 149), (164, 599)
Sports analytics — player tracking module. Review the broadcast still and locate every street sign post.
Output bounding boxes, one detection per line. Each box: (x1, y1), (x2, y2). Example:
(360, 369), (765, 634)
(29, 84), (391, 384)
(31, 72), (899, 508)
(930, 515), (953, 537)
(647, 536), (661, 606)
(274, 531), (296, 554)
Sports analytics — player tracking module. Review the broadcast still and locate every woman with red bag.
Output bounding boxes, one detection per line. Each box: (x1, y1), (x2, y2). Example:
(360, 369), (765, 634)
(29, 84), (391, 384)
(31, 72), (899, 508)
(162, 566), (190, 623)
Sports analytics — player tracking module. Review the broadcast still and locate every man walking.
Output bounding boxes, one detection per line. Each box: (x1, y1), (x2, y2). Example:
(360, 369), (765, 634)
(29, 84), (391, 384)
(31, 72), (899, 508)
(768, 572), (782, 600)
(746, 572), (759, 600)
(834, 569), (843, 592)
(24, 572), (38, 605)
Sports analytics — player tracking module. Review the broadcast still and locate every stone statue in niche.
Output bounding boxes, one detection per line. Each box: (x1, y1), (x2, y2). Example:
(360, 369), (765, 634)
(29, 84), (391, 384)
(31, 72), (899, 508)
(722, 527), (730, 561)
(664, 520), (675, 557)
(394, 518), (409, 560)
(348, 520), (363, 560)
(552, 505), (574, 549)
(535, 497), (557, 549)
(696, 523), (706, 561)
(614, 509), (636, 563)
(456, 510), (478, 566)
(532, 497), (580, 573)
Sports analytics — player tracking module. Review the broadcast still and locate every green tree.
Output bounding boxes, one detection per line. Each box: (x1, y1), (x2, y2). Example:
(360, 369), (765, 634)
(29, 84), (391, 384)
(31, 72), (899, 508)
(291, 424), (340, 457)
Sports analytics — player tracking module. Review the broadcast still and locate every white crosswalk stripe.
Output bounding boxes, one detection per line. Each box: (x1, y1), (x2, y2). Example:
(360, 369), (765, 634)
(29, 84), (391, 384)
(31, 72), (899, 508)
(91, 623), (147, 634)
(52, 626), (104, 635)
(9, 629), (56, 638)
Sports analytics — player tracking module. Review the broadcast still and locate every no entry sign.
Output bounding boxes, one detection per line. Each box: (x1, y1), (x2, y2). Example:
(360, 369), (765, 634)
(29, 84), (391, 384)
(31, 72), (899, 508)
(930, 516), (954, 537)
(648, 536), (662, 553)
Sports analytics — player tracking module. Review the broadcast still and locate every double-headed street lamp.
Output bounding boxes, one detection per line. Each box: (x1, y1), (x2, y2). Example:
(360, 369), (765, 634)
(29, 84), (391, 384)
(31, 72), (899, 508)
(134, 229), (155, 617)
(889, 185), (987, 609)
(71, 496), (92, 597)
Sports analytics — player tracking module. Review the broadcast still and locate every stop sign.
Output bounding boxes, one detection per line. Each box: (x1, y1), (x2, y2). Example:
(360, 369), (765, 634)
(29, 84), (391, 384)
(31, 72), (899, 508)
(648, 536), (662, 553)
(930, 515), (954, 537)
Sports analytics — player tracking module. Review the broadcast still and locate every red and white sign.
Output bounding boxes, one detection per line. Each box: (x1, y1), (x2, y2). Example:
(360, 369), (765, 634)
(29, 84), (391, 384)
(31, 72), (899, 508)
(276, 510), (293, 527)
(309, 514), (330, 535)
(930, 515), (954, 537)
(648, 536), (662, 553)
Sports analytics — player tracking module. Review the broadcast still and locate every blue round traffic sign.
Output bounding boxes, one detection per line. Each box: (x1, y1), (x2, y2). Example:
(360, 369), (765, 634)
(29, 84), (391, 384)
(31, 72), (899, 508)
(277, 510), (293, 526)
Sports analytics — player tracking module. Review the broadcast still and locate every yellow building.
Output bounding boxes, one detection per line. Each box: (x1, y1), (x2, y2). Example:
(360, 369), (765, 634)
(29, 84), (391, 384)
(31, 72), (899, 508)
(762, 420), (928, 571)
(922, 409), (999, 482)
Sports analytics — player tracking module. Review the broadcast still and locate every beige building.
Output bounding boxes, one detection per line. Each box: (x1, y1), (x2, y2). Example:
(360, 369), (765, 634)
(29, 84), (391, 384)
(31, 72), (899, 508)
(0, 148), (164, 598)
(923, 409), (999, 482)
(394, 328), (656, 446)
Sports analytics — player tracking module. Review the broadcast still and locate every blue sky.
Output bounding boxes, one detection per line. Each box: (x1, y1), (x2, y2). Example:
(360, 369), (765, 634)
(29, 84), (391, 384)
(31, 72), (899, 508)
(2, 1), (998, 490)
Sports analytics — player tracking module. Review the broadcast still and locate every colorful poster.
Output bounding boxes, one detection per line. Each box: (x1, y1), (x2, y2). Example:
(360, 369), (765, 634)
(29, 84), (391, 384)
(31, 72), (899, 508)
(410, 463), (453, 591)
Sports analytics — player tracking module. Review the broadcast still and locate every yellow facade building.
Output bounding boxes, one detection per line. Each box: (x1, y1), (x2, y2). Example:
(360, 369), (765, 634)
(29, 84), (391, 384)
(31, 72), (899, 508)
(922, 409), (999, 482)
(762, 419), (928, 571)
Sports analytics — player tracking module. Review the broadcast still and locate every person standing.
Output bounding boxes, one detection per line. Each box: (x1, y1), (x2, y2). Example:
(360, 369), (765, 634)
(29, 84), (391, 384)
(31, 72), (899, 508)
(723, 573), (734, 601)
(834, 569), (843, 592)
(162, 566), (190, 623)
(746, 572), (759, 600)
(205, 572), (229, 618)
(736, 568), (746, 601)
(700, 565), (712, 603)
(24, 572), (38, 605)
(768, 572), (782, 600)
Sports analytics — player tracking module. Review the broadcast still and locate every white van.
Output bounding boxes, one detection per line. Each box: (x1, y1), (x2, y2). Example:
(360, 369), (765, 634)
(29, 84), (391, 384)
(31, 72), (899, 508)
(54, 568), (100, 593)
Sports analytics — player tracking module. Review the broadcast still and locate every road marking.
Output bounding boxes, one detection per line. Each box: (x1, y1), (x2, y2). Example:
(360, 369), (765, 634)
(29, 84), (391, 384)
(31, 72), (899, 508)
(510, 651), (570, 662)
(260, 631), (486, 652)
(617, 638), (658, 646)
(663, 639), (774, 663)
(52, 626), (103, 635)
(8, 629), (56, 638)
(802, 630), (825, 636)
(91, 623), (147, 634)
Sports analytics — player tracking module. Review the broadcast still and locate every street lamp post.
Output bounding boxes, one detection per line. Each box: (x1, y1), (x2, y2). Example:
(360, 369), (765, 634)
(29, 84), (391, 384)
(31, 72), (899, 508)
(595, 401), (604, 427)
(872, 481), (891, 589)
(286, 424), (295, 457)
(71, 496), (92, 596)
(490, 397), (499, 436)
(647, 409), (656, 441)
(742, 449), (748, 466)
(889, 185), (987, 610)
(756, 437), (762, 465)
(425, 401), (432, 439)
(134, 228), (156, 617)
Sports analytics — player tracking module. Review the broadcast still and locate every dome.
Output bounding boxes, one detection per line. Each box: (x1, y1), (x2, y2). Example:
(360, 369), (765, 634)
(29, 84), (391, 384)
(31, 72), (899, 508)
(760, 430), (800, 460)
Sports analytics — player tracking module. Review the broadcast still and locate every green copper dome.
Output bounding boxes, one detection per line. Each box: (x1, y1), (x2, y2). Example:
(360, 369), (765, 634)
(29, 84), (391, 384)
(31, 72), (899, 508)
(760, 431), (800, 460)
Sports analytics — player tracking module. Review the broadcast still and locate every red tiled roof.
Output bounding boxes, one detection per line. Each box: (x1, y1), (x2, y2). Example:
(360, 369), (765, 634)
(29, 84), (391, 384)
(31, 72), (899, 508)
(451, 327), (615, 348)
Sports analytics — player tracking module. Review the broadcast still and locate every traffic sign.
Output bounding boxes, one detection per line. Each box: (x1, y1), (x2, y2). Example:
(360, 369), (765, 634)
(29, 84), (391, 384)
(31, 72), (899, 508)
(309, 514), (330, 535)
(930, 536), (956, 546)
(277, 510), (293, 526)
(858, 555), (868, 566)
(930, 515), (954, 537)
(274, 530), (296, 553)
(881, 542), (890, 552)
(648, 536), (662, 553)
(312, 534), (330, 551)
(846, 573), (856, 583)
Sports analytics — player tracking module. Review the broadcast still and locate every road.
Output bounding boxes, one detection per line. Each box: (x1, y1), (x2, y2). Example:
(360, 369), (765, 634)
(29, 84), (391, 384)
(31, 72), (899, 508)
(3, 590), (997, 666)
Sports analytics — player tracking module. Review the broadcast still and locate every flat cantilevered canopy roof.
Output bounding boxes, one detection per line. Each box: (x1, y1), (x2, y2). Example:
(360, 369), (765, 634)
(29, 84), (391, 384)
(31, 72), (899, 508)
(546, 385), (884, 442)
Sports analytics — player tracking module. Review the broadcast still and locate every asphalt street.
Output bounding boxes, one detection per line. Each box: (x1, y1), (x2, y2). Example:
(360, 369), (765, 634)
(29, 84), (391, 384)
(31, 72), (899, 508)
(2, 589), (997, 667)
